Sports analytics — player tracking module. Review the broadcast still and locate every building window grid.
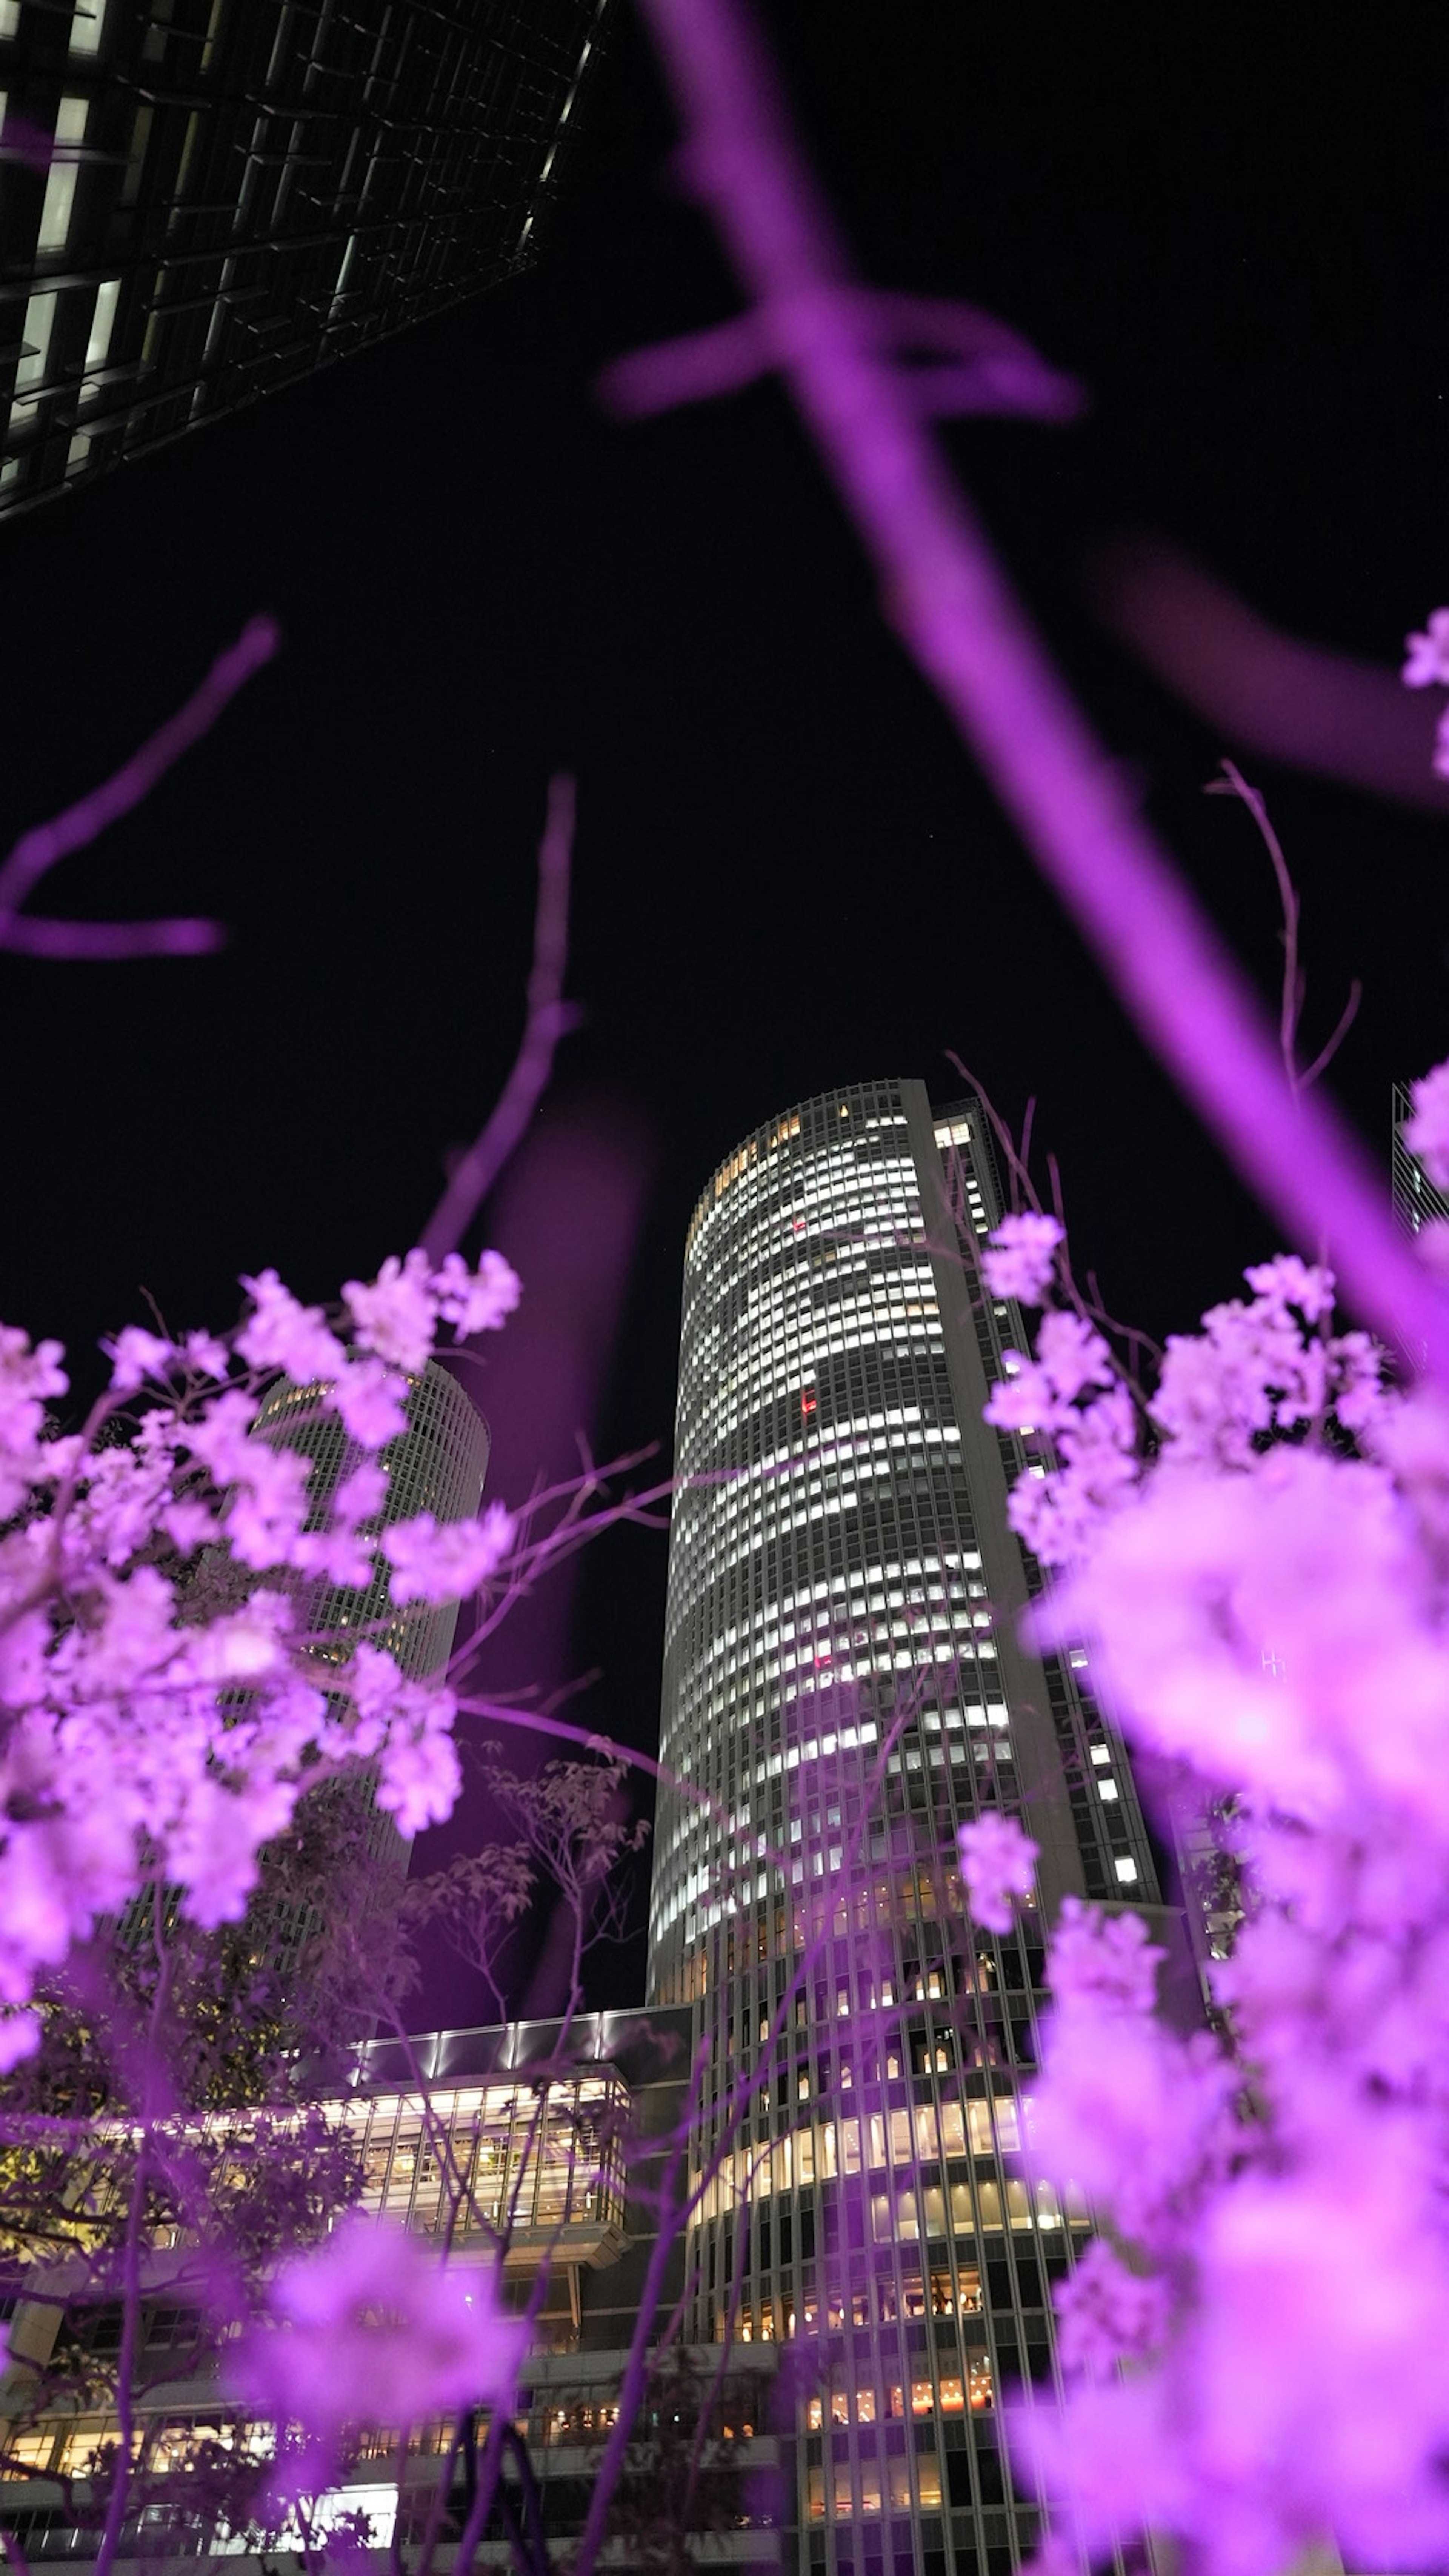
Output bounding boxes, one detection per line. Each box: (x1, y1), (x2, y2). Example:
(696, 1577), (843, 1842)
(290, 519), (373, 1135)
(657, 1084), (1122, 2575)
(0, 0), (608, 506)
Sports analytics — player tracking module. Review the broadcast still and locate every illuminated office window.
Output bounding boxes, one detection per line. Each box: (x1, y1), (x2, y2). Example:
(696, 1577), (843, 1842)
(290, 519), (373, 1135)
(37, 97), (87, 253)
(328, 232), (358, 319)
(198, 0), (224, 76)
(82, 277), (120, 381)
(67, 0), (105, 54)
(12, 289), (58, 420)
(169, 109), (201, 212)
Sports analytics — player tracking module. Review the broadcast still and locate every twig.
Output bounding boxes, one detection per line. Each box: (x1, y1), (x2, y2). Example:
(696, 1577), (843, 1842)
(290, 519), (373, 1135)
(421, 775), (580, 1264)
(1298, 977), (1362, 1093)
(680, 2192), (752, 2527)
(600, 289), (1083, 423)
(91, 1892), (175, 2576)
(0, 615), (278, 961)
(1206, 759), (1302, 1090)
(626, 0), (1449, 1375)
(941, 1047), (1161, 1418)
(1207, 762), (1362, 1097)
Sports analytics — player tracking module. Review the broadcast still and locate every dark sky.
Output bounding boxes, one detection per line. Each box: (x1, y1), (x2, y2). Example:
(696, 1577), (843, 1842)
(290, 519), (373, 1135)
(5, 5), (1449, 2006)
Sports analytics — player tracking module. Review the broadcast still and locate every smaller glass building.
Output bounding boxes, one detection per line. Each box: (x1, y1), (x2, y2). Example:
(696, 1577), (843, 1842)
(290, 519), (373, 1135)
(253, 1357), (491, 1685)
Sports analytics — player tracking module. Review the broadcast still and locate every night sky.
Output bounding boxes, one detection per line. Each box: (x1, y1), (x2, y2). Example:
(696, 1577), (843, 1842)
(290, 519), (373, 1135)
(5, 5), (1449, 2009)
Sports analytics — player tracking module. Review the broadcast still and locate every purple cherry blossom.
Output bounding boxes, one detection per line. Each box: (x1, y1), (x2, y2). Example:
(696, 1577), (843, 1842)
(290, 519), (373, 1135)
(1051, 2237), (1171, 2379)
(1404, 1058), (1449, 1189)
(980, 1210), (1063, 1304)
(432, 1247), (522, 1338)
(0, 1249), (521, 2029)
(1240, 1253), (1335, 1322)
(0, 1324), (66, 1515)
(102, 1324), (177, 1393)
(984, 1357), (1055, 1435)
(1401, 607), (1449, 687)
(339, 1247), (522, 1373)
(236, 1270), (346, 1386)
(182, 1327), (230, 1379)
(985, 1224), (1449, 2576)
(1034, 1307), (1115, 1401)
(1047, 1894), (1164, 2016)
(233, 2214), (526, 2491)
(332, 1355), (409, 1449)
(342, 1248), (437, 1373)
(1006, 1377), (1140, 1565)
(381, 1501), (515, 1604)
(956, 1811), (1038, 1931)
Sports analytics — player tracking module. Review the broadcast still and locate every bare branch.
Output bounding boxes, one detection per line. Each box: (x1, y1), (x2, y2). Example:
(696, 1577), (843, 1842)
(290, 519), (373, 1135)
(627, 0), (1448, 1372)
(600, 288), (1082, 424)
(421, 774), (580, 1264)
(0, 615), (278, 963)
(1298, 976), (1363, 1092)
(1206, 758), (1303, 1090)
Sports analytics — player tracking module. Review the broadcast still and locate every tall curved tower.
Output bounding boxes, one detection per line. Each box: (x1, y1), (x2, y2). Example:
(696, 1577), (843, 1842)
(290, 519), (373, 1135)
(647, 1079), (1161, 2576)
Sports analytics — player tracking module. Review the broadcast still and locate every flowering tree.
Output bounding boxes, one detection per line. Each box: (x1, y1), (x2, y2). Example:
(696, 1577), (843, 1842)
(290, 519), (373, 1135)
(6, 1), (1449, 2568)
(955, 1132), (1449, 2576)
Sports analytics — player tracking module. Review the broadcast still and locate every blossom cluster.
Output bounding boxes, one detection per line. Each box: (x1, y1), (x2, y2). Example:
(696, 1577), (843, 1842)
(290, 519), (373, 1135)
(0, 1250), (520, 2064)
(233, 2212), (526, 2500)
(986, 1244), (1383, 1567)
(1402, 606), (1449, 778)
(980, 1132), (1449, 2576)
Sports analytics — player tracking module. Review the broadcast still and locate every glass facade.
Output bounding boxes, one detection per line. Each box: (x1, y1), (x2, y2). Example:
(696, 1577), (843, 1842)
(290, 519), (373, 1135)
(252, 1355), (491, 1686)
(0, 0), (608, 518)
(0, 2009), (785, 2565)
(648, 1079), (1162, 2576)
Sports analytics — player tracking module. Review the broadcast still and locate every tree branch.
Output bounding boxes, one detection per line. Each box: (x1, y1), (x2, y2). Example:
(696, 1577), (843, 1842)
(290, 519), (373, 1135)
(0, 615), (278, 963)
(420, 775), (579, 1264)
(627, 0), (1449, 1373)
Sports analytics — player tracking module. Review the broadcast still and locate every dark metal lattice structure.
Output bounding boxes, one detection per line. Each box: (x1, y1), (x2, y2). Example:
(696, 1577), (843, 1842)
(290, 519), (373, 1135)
(0, 0), (608, 519)
(1392, 1078), (1449, 1241)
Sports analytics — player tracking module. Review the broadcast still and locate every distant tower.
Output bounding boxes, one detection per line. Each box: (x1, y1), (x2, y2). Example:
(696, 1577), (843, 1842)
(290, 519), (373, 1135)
(254, 1358), (490, 1689)
(0, 0), (608, 520)
(251, 1360), (488, 1974)
(648, 1078), (1163, 2576)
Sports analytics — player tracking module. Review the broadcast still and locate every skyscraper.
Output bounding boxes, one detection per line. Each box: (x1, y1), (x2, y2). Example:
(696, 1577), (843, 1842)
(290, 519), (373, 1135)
(648, 1078), (1167, 2576)
(0, 0), (607, 521)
